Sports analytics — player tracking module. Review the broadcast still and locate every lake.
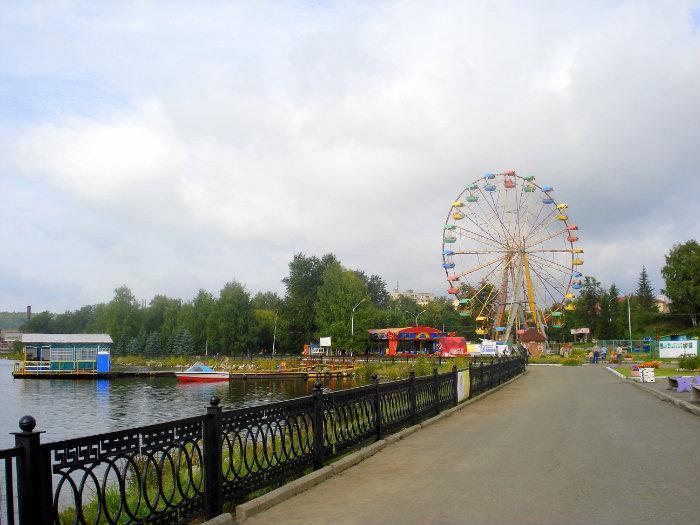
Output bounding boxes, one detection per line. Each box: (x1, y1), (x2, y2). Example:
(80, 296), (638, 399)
(0, 359), (359, 448)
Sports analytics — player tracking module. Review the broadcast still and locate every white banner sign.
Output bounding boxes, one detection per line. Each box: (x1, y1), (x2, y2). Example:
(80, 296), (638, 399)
(570, 328), (590, 335)
(457, 370), (470, 402)
(319, 336), (332, 347)
(659, 340), (697, 358)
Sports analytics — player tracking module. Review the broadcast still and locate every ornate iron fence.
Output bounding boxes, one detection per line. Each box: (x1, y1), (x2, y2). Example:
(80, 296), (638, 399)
(0, 356), (525, 524)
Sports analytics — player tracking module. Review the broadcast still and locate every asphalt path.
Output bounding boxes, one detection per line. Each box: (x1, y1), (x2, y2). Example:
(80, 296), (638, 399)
(244, 366), (699, 525)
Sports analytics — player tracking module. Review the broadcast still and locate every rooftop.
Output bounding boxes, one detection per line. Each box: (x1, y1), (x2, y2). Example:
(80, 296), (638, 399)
(21, 333), (113, 344)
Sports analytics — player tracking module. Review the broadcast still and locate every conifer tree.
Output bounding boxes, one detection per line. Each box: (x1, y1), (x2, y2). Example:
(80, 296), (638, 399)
(144, 331), (162, 356)
(635, 266), (656, 313)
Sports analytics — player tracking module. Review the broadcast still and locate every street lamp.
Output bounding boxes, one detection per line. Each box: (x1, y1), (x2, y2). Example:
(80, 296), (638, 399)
(351, 298), (367, 337)
(415, 309), (426, 326)
(272, 312), (277, 355)
(627, 295), (633, 352)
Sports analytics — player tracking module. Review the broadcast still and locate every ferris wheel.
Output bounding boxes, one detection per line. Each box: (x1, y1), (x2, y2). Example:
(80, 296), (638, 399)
(442, 171), (583, 341)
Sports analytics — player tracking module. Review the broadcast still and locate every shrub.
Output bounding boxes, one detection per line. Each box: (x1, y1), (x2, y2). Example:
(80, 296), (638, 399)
(561, 357), (582, 366)
(678, 354), (699, 371)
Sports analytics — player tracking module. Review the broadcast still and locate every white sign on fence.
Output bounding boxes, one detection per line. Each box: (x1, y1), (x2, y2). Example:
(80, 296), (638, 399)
(658, 340), (697, 358)
(319, 336), (332, 347)
(570, 328), (590, 335)
(457, 370), (470, 402)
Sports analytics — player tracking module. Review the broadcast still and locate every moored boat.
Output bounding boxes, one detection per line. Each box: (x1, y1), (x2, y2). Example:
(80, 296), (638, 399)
(175, 363), (229, 383)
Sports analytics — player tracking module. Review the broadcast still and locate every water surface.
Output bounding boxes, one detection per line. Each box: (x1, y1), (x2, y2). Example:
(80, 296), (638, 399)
(0, 359), (359, 447)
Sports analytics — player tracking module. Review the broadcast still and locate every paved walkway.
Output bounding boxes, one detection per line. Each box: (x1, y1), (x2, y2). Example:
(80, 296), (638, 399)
(244, 366), (699, 525)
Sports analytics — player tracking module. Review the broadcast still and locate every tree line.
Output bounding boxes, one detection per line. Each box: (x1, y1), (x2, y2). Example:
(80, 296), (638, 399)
(18, 253), (468, 356)
(16, 240), (700, 352)
(549, 240), (700, 340)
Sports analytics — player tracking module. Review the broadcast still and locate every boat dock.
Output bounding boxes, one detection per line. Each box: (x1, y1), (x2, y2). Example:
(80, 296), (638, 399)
(12, 369), (177, 379)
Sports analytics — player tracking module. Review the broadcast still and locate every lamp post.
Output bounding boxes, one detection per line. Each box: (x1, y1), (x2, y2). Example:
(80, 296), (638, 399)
(351, 298), (367, 337)
(627, 295), (633, 353)
(272, 312), (277, 355)
(415, 309), (426, 327)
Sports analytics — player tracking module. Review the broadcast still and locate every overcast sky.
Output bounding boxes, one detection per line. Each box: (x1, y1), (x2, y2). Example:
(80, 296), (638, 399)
(1, 1), (699, 312)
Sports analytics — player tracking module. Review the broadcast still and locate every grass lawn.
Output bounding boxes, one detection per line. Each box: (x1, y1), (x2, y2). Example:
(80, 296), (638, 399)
(614, 366), (698, 378)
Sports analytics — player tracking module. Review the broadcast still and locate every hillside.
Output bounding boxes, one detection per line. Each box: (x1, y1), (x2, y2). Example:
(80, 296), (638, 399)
(0, 312), (27, 330)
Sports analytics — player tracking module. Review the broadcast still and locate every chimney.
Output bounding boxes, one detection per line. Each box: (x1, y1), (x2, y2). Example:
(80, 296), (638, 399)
(27, 306), (31, 321)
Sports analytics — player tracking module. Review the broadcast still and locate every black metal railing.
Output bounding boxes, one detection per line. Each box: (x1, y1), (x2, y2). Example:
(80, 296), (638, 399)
(1, 356), (525, 524)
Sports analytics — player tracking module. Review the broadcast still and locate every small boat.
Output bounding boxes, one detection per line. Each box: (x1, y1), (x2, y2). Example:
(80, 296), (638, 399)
(176, 363), (229, 383)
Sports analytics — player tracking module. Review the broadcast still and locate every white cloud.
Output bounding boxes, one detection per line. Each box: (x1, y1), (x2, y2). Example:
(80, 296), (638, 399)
(1, 0), (699, 310)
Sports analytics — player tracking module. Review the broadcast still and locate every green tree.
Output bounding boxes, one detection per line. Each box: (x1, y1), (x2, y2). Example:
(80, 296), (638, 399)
(635, 266), (656, 313)
(661, 240), (700, 327)
(571, 277), (602, 336)
(90, 286), (141, 342)
(144, 331), (162, 356)
(315, 261), (371, 352)
(208, 281), (254, 354)
(190, 290), (215, 352)
(127, 329), (146, 355)
(281, 253), (339, 352)
(20, 311), (54, 332)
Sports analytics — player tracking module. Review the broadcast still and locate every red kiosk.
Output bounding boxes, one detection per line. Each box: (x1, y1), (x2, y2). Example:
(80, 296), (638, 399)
(368, 326), (446, 355)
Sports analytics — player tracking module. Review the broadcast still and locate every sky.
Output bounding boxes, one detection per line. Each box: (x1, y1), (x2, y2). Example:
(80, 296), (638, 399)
(1, 1), (699, 312)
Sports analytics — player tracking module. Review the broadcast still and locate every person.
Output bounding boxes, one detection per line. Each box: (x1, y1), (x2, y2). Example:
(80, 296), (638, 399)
(600, 346), (608, 362)
(587, 350), (593, 363)
(593, 348), (600, 364)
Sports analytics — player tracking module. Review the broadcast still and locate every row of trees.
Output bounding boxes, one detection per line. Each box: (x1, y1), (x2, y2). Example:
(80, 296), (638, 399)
(20, 253), (467, 355)
(550, 240), (700, 340)
(17, 240), (700, 353)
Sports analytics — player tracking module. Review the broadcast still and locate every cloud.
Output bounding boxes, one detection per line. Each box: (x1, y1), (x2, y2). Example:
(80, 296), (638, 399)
(1, 0), (699, 311)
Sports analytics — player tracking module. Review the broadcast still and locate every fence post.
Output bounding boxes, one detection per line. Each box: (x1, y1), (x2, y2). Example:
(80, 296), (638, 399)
(479, 362), (484, 394)
(13, 416), (52, 524)
(312, 381), (325, 470)
(372, 373), (383, 440)
(203, 396), (223, 519)
(452, 365), (458, 407)
(409, 369), (417, 425)
(433, 368), (440, 415)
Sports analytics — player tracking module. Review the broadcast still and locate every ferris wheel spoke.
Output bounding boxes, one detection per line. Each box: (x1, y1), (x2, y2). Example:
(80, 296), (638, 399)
(528, 251), (575, 272)
(476, 187), (512, 245)
(454, 227), (505, 250)
(525, 228), (570, 249)
(451, 254), (507, 279)
(526, 264), (565, 311)
(526, 258), (571, 295)
(461, 212), (505, 247)
(487, 190), (518, 246)
(525, 207), (559, 241)
(533, 264), (569, 295)
(529, 249), (578, 253)
(527, 262), (569, 305)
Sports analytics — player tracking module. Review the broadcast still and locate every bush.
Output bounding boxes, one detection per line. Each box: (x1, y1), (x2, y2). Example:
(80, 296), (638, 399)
(678, 354), (699, 371)
(562, 357), (582, 366)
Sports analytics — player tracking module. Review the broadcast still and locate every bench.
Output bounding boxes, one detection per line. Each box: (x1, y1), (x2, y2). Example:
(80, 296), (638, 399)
(668, 376), (697, 393)
(692, 385), (700, 403)
(667, 376), (680, 390)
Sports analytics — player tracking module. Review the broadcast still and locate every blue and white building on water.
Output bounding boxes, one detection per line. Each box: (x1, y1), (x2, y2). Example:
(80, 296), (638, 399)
(19, 333), (112, 373)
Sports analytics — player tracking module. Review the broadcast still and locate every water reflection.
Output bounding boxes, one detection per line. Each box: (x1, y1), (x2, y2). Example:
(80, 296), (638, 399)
(0, 360), (361, 447)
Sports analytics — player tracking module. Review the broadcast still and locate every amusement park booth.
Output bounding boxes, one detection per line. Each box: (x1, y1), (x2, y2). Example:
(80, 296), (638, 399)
(368, 326), (447, 355)
(518, 328), (547, 356)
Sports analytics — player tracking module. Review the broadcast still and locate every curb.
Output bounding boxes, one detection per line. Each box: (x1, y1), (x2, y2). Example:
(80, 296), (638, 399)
(218, 369), (528, 524)
(604, 367), (700, 417)
(605, 366), (625, 379)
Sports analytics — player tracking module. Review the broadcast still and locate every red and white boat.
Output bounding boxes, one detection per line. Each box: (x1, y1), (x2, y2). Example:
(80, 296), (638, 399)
(175, 363), (230, 383)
